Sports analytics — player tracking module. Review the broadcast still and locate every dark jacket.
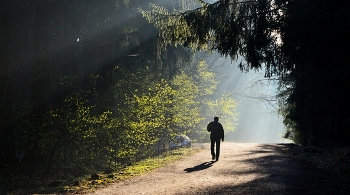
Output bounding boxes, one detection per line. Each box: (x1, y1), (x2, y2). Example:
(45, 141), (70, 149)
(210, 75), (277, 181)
(207, 121), (224, 140)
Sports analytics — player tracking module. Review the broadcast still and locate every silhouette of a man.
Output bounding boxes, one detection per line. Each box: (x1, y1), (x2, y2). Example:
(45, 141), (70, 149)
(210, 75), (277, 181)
(207, 117), (224, 161)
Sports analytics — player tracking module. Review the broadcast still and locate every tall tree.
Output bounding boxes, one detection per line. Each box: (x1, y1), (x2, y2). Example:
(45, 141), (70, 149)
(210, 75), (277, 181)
(140, 0), (350, 146)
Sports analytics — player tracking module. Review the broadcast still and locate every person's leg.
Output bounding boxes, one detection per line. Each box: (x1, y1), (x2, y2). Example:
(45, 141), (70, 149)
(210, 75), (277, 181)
(210, 139), (215, 160)
(216, 139), (221, 161)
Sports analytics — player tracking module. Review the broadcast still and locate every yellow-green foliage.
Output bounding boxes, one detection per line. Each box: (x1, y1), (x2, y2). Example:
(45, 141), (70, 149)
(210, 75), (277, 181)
(127, 79), (175, 144)
(122, 59), (239, 144)
(171, 73), (201, 128)
(105, 59), (239, 162)
(196, 60), (218, 96)
(206, 93), (239, 132)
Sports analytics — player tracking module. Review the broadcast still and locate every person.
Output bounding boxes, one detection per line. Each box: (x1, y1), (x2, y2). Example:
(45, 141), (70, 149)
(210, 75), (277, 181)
(207, 117), (224, 161)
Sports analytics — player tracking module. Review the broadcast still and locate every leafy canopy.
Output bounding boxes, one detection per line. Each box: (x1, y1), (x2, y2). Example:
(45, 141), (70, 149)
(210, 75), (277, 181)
(140, 0), (285, 77)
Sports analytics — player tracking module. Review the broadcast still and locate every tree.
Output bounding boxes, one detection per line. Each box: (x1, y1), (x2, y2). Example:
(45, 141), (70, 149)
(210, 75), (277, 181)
(171, 73), (201, 130)
(0, 0), (240, 192)
(172, 60), (238, 142)
(141, 0), (350, 146)
(0, 0), (199, 189)
(140, 0), (284, 76)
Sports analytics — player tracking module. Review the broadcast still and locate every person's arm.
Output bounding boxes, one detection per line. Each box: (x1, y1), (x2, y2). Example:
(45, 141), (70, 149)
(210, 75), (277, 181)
(221, 125), (224, 142)
(207, 123), (211, 132)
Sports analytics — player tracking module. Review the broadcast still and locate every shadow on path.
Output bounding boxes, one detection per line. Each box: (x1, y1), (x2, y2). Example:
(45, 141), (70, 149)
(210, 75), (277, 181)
(187, 144), (327, 195)
(184, 161), (216, 173)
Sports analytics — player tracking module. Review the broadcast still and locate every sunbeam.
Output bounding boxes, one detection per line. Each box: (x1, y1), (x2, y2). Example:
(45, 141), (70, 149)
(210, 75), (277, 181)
(195, 51), (290, 143)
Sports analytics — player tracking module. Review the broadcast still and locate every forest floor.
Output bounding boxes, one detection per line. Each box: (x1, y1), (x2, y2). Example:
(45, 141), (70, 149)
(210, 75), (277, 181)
(76, 142), (350, 195)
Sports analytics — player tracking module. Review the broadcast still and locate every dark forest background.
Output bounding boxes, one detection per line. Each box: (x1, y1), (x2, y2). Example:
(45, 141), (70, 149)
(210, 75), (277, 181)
(0, 0), (239, 192)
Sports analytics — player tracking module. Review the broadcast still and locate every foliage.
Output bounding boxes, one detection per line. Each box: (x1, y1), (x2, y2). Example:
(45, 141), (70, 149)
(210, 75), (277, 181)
(127, 79), (175, 149)
(124, 60), (238, 144)
(140, 0), (283, 75)
(171, 73), (201, 129)
(140, 0), (350, 146)
(0, 0), (239, 193)
(206, 93), (239, 132)
(172, 60), (238, 142)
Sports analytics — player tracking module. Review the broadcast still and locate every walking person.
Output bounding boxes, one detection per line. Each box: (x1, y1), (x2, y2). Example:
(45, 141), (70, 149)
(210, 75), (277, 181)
(207, 117), (224, 161)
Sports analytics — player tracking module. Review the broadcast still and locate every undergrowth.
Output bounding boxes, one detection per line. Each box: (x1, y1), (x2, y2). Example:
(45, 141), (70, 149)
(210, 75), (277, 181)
(8, 147), (199, 195)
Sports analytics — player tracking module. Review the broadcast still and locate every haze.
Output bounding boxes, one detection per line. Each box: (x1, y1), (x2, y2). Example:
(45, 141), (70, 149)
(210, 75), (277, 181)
(196, 52), (289, 143)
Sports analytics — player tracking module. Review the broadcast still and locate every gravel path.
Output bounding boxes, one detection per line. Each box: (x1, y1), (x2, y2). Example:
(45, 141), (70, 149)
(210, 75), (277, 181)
(87, 142), (320, 195)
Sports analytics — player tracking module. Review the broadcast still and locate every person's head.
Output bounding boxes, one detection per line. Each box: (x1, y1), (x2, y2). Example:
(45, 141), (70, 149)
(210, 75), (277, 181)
(214, 117), (219, 122)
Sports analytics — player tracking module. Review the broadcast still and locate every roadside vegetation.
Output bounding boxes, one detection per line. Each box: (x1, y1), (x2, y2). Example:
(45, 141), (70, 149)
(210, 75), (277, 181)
(7, 147), (200, 195)
(0, 1), (238, 194)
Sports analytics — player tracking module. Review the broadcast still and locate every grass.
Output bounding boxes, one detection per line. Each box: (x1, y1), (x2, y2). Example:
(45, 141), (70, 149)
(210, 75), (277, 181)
(18, 147), (200, 195)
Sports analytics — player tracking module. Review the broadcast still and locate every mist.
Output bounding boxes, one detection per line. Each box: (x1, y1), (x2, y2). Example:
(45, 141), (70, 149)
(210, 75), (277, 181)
(195, 52), (290, 143)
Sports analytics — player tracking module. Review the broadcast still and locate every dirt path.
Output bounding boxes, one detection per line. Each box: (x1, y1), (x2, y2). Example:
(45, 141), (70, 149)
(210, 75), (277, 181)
(87, 142), (321, 195)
